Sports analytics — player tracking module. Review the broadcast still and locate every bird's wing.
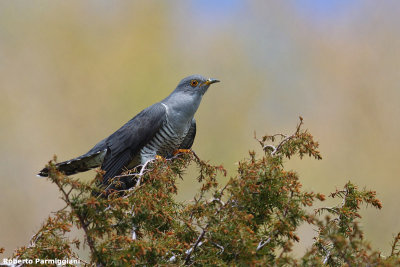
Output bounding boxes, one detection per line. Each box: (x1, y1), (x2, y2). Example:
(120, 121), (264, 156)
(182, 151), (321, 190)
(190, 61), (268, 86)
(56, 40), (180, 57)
(101, 103), (166, 183)
(179, 118), (196, 149)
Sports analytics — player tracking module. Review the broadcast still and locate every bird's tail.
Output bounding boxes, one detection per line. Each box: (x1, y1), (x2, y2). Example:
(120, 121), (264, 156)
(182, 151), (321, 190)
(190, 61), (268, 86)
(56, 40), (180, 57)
(37, 149), (107, 177)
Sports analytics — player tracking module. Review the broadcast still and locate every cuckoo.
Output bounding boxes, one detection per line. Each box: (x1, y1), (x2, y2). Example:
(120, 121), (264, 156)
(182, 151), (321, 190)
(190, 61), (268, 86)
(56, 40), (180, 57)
(38, 75), (219, 189)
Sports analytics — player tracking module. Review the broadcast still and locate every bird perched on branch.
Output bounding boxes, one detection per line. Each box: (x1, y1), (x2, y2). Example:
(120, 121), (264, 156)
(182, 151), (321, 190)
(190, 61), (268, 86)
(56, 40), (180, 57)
(38, 75), (219, 189)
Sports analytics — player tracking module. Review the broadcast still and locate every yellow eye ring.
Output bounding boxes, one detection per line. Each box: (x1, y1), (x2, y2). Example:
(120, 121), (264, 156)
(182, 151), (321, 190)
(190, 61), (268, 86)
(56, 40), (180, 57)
(190, 80), (199, 87)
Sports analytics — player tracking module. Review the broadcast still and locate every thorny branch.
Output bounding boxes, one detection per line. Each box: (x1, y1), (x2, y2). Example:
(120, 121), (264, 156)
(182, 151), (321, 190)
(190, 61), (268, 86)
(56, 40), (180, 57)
(103, 150), (196, 198)
(391, 233), (400, 257)
(184, 192), (232, 265)
(271, 117), (303, 155)
(317, 186), (350, 264)
(100, 160), (154, 197)
(256, 116), (304, 156)
(11, 232), (44, 266)
(256, 237), (271, 251)
(212, 242), (225, 255)
(257, 189), (295, 252)
(53, 177), (99, 264)
(183, 168), (230, 264)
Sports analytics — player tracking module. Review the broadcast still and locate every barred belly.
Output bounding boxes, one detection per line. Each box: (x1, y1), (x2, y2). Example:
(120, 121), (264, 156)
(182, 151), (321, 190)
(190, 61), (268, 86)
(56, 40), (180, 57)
(137, 121), (188, 165)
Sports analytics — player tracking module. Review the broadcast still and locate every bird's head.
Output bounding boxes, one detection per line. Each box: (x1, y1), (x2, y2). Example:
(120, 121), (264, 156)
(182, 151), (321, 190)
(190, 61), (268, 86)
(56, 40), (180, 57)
(174, 74), (220, 96)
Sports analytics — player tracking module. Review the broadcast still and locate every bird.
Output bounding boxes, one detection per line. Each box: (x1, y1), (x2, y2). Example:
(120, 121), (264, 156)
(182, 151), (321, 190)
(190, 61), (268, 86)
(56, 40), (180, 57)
(38, 74), (219, 190)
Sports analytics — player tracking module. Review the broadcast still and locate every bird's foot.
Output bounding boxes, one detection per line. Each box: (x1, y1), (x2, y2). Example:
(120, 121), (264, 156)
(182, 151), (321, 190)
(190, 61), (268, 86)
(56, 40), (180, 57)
(155, 155), (166, 161)
(173, 149), (192, 156)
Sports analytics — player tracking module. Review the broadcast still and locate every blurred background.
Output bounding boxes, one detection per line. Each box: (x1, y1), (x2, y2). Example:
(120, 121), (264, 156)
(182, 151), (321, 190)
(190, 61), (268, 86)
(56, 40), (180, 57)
(1, 0), (400, 258)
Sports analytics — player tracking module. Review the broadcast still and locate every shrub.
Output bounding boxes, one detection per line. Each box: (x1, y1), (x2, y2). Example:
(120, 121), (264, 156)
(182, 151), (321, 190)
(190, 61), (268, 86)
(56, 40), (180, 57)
(3, 118), (399, 266)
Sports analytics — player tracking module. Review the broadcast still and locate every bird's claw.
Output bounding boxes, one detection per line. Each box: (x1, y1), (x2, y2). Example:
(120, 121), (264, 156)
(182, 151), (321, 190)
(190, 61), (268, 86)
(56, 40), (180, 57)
(155, 155), (166, 161)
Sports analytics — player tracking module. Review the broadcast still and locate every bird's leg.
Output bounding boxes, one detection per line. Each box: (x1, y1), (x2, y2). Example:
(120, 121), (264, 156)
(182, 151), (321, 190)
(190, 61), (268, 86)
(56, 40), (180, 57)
(173, 149), (192, 155)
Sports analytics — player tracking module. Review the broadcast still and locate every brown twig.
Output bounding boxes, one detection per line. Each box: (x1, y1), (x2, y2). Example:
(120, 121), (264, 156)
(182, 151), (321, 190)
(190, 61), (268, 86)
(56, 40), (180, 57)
(270, 117), (303, 156)
(184, 193), (232, 265)
(53, 177), (99, 264)
(391, 233), (400, 257)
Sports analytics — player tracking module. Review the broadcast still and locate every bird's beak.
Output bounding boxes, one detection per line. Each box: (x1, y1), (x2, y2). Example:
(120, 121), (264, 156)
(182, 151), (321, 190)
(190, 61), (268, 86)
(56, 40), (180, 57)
(201, 78), (220, 86)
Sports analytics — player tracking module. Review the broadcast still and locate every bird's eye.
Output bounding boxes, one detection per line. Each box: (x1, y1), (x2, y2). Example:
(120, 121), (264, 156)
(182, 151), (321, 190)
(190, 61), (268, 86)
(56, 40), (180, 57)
(190, 80), (199, 87)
